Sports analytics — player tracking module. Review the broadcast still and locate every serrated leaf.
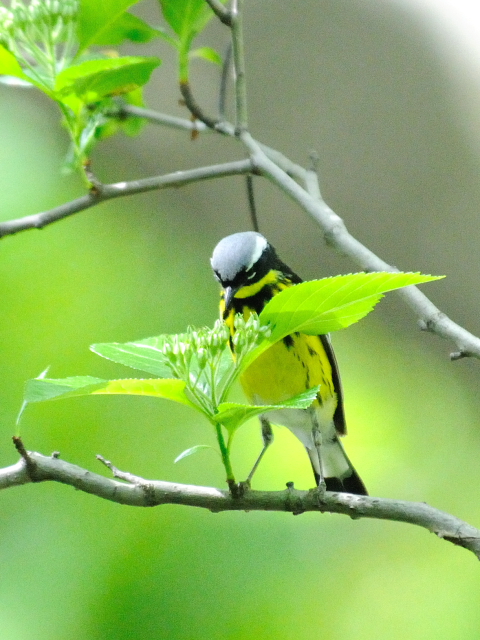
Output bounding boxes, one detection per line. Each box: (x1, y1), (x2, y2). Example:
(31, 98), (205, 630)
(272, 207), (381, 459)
(91, 339), (174, 378)
(24, 375), (196, 408)
(189, 47), (222, 65)
(174, 444), (216, 463)
(55, 56), (161, 103)
(263, 272), (443, 336)
(77, 0), (141, 52)
(215, 386), (320, 434)
(91, 12), (164, 45)
(93, 378), (196, 408)
(25, 375), (108, 402)
(238, 272), (443, 373)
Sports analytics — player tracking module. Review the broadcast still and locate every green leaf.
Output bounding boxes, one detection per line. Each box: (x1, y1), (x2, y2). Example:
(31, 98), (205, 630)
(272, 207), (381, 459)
(174, 444), (216, 463)
(214, 347), (235, 390)
(158, 0), (217, 38)
(77, 0), (142, 52)
(90, 12), (164, 45)
(215, 386), (320, 434)
(0, 46), (52, 93)
(55, 56), (161, 104)
(0, 45), (30, 81)
(240, 272), (444, 373)
(189, 47), (222, 65)
(158, 0), (226, 80)
(25, 375), (109, 402)
(94, 378), (196, 408)
(91, 338), (176, 378)
(25, 375), (196, 408)
(120, 87), (147, 136)
(17, 366), (50, 425)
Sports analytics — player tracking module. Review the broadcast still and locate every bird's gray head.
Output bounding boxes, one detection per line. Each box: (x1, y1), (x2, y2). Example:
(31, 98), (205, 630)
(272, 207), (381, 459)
(210, 231), (269, 287)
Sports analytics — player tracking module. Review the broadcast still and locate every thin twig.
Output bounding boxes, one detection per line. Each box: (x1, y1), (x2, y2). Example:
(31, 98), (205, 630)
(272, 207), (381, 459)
(3, 97), (480, 359)
(1, 450), (480, 558)
(83, 160), (104, 195)
(0, 159), (254, 237)
(204, 0), (232, 26)
(113, 104), (210, 132)
(12, 436), (37, 479)
(238, 130), (480, 359)
(115, 105), (308, 181)
(246, 174), (259, 231)
(218, 41), (233, 119)
(179, 81), (219, 130)
(230, 0), (248, 132)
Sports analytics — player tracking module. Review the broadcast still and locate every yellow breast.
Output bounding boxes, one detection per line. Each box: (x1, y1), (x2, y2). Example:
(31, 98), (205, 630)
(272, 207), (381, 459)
(240, 332), (336, 407)
(220, 273), (337, 417)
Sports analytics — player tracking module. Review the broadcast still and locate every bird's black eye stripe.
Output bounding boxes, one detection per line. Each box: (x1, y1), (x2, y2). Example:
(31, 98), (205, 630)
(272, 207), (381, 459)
(246, 270), (257, 280)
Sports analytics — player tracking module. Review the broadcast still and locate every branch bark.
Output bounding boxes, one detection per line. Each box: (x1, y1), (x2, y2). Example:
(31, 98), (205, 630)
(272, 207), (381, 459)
(204, 0), (232, 26)
(238, 131), (480, 360)
(0, 159), (254, 237)
(2, 99), (479, 361)
(2, 450), (479, 559)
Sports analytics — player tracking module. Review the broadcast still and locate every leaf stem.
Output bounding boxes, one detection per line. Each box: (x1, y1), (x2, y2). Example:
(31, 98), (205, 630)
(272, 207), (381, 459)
(214, 422), (236, 490)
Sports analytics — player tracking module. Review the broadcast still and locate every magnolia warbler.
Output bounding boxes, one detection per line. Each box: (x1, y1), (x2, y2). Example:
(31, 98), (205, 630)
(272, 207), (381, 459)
(211, 231), (367, 495)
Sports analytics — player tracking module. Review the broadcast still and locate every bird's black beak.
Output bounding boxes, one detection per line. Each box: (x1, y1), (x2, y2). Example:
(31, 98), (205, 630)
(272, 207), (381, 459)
(223, 286), (236, 311)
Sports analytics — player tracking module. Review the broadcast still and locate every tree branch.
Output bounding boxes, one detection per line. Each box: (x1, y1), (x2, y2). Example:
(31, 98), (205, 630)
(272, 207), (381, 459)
(204, 0), (232, 27)
(238, 131), (480, 360)
(230, 0), (248, 132)
(4, 94), (480, 360)
(218, 41), (233, 119)
(113, 104), (211, 132)
(115, 105), (308, 181)
(0, 159), (254, 237)
(179, 81), (220, 130)
(2, 449), (480, 559)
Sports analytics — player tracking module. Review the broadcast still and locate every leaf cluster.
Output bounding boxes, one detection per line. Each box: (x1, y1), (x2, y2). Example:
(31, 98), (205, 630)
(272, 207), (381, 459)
(0, 0), (224, 175)
(23, 272), (442, 483)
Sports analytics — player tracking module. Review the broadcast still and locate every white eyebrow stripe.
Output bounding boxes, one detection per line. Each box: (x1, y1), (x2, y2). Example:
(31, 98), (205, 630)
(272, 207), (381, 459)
(246, 235), (267, 270)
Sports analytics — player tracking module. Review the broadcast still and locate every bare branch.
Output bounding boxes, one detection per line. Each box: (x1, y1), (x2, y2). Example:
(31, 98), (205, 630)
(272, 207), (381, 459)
(246, 174), (259, 231)
(179, 81), (220, 130)
(2, 450), (480, 558)
(230, 0), (248, 132)
(180, 0), (248, 134)
(116, 105), (308, 182)
(0, 159), (254, 237)
(113, 104), (211, 132)
(218, 41), (233, 119)
(4, 93), (480, 359)
(238, 131), (480, 360)
(204, 0), (232, 26)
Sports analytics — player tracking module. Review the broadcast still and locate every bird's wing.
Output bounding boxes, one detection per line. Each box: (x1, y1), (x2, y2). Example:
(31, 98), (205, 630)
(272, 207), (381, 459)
(319, 333), (347, 435)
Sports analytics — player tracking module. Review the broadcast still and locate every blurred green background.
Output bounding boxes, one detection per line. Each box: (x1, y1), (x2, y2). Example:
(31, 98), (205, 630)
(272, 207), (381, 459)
(2, 0), (480, 638)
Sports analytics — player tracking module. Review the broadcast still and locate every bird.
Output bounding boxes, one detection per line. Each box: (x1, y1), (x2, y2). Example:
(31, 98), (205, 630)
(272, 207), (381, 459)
(210, 231), (367, 495)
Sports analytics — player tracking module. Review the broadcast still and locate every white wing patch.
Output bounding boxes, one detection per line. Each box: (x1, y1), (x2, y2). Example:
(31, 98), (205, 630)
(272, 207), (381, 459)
(246, 235), (268, 271)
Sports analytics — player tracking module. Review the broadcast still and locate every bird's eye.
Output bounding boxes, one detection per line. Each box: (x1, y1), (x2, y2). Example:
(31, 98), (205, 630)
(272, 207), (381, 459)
(213, 271), (221, 282)
(246, 270), (256, 280)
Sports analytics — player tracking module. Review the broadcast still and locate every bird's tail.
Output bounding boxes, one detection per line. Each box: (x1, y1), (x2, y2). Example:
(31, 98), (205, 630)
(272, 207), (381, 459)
(307, 434), (368, 496)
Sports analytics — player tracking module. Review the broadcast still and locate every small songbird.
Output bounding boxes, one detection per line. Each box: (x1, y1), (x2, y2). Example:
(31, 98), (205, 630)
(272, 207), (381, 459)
(211, 231), (367, 495)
